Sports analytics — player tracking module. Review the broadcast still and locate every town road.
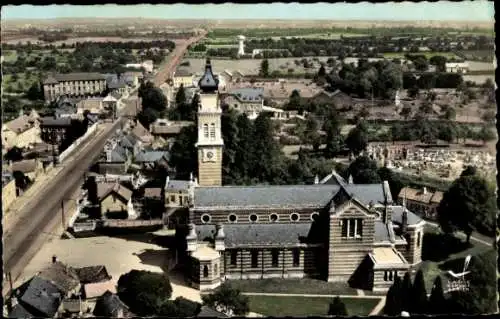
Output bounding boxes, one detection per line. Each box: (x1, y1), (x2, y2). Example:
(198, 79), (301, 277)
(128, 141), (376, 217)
(2, 31), (207, 297)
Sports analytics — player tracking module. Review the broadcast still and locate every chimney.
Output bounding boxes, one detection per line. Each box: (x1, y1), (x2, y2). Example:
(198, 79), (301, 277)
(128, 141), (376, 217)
(314, 175), (319, 184)
(348, 175), (354, 184)
(401, 208), (408, 235)
(423, 187), (428, 195)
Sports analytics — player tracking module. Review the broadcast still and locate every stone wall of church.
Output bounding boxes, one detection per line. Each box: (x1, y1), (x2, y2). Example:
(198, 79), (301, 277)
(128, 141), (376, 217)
(222, 247), (321, 280)
(328, 209), (376, 282)
(191, 207), (321, 225)
(398, 225), (423, 266)
(197, 147), (223, 186)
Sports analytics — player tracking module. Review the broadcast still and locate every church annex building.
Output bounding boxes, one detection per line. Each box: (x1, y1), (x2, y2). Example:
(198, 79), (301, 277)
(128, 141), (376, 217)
(168, 60), (425, 293)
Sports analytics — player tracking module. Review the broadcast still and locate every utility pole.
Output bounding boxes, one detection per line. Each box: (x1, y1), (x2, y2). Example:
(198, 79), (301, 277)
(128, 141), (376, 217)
(61, 200), (66, 231)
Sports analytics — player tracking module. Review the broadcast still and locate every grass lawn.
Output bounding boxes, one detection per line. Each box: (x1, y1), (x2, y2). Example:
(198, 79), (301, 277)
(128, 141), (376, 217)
(228, 278), (359, 295)
(247, 295), (380, 316)
(382, 51), (460, 59)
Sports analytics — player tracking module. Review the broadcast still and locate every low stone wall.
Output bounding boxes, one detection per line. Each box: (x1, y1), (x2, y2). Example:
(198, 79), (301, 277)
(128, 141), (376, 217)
(58, 122), (99, 162)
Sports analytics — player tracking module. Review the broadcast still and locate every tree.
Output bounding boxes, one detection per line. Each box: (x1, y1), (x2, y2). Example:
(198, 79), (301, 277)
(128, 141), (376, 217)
(443, 106), (456, 121)
(427, 276), (446, 314)
(117, 270), (173, 316)
(221, 109), (240, 184)
(384, 275), (403, 315)
(481, 110), (495, 124)
(26, 82), (43, 101)
(437, 173), (494, 243)
(477, 125), (495, 145)
(175, 84), (187, 107)
(345, 123), (368, 156)
(348, 156), (381, 184)
(460, 165), (477, 177)
(202, 283), (250, 316)
(413, 57), (429, 71)
(287, 89), (302, 110)
(399, 106), (412, 120)
(169, 125), (198, 180)
(137, 107), (160, 129)
(410, 270), (428, 314)
(429, 55), (447, 72)
(231, 114), (255, 184)
(303, 115), (321, 151)
(400, 272), (413, 312)
(159, 297), (201, 317)
(259, 59), (270, 77)
(4, 146), (23, 162)
(407, 86), (419, 98)
(318, 65), (326, 78)
(328, 296), (348, 316)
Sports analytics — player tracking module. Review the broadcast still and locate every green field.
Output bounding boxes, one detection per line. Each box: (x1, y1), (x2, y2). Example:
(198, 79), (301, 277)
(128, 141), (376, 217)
(228, 278), (359, 295)
(247, 295), (380, 316)
(382, 51), (460, 59)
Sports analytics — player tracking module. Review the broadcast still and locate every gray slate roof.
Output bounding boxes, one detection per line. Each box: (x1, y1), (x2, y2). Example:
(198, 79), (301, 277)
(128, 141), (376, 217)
(39, 117), (72, 127)
(110, 145), (128, 163)
(19, 276), (63, 318)
(193, 184), (385, 209)
(320, 169), (347, 186)
(198, 306), (229, 318)
(198, 59), (219, 92)
(44, 72), (106, 84)
(230, 87), (264, 102)
(196, 223), (313, 248)
(175, 68), (193, 77)
(193, 185), (339, 209)
(134, 150), (170, 163)
(391, 206), (423, 226)
(8, 303), (34, 318)
(119, 134), (138, 150)
(93, 291), (130, 317)
(167, 179), (191, 191)
(374, 220), (392, 243)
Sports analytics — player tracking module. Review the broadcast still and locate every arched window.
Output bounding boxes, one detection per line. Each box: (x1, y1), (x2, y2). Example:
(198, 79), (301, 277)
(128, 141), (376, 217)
(210, 123), (216, 140)
(271, 249), (279, 267)
(203, 124), (209, 138)
(230, 251), (238, 266)
(384, 271), (388, 281)
(203, 265), (209, 278)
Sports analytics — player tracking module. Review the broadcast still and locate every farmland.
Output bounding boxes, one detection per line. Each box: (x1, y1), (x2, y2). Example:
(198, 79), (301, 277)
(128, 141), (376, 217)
(382, 51), (460, 59)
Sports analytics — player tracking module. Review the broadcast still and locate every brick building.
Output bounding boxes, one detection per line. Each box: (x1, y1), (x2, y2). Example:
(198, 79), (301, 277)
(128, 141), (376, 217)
(43, 73), (107, 102)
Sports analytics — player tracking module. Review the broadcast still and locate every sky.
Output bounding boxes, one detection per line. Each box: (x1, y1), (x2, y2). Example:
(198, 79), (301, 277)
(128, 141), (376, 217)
(1, 2), (495, 21)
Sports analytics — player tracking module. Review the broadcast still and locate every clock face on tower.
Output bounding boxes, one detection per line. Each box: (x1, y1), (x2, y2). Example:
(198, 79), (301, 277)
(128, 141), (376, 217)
(203, 149), (217, 162)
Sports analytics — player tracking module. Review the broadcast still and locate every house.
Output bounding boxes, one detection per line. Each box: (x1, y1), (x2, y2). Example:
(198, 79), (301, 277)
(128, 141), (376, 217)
(117, 134), (141, 157)
(149, 119), (193, 144)
(122, 71), (143, 87)
(9, 276), (64, 318)
(37, 260), (81, 297)
(9, 159), (45, 181)
(133, 150), (170, 169)
(2, 110), (42, 149)
(74, 265), (112, 284)
(445, 62), (469, 74)
(165, 177), (192, 208)
(105, 74), (128, 95)
(309, 89), (354, 110)
(125, 60), (153, 73)
(76, 97), (105, 115)
(97, 182), (134, 218)
(98, 142), (132, 175)
(130, 121), (154, 145)
(178, 60), (425, 293)
(83, 280), (117, 300)
(93, 291), (133, 318)
(42, 72), (107, 102)
(173, 68), (195, 88)
(397, 187), (443, 219)
(39, 117), (73, 146)
(223, 87), (265, 119)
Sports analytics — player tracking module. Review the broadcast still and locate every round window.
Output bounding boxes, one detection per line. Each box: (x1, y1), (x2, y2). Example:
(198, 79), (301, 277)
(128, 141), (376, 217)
(249, 214), (258, 222)
(290, 213), (300, 222)
(269, 213), (279, 222)
(311, 212), (319, 222)
(228, 214), (237, 223)
(201, 214), (211, 224)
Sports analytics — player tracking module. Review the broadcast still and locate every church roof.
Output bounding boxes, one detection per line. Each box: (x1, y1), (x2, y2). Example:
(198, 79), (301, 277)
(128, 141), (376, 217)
(193, 184), (386, 210)
(391, 206), (423, 226)
(198, 58), (219, 93)
(196, 223), (314, 248)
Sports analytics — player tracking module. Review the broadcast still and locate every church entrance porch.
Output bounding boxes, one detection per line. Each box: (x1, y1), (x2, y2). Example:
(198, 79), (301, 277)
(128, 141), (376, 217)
(368, 247), (410, 292)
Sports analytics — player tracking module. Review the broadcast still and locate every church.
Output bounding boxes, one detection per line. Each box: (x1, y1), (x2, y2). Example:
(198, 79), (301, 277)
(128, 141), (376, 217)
(174, 59), (425, 293)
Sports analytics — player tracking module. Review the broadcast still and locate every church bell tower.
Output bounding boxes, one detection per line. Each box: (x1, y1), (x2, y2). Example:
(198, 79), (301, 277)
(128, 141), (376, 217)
(196, 59), (224, 186)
